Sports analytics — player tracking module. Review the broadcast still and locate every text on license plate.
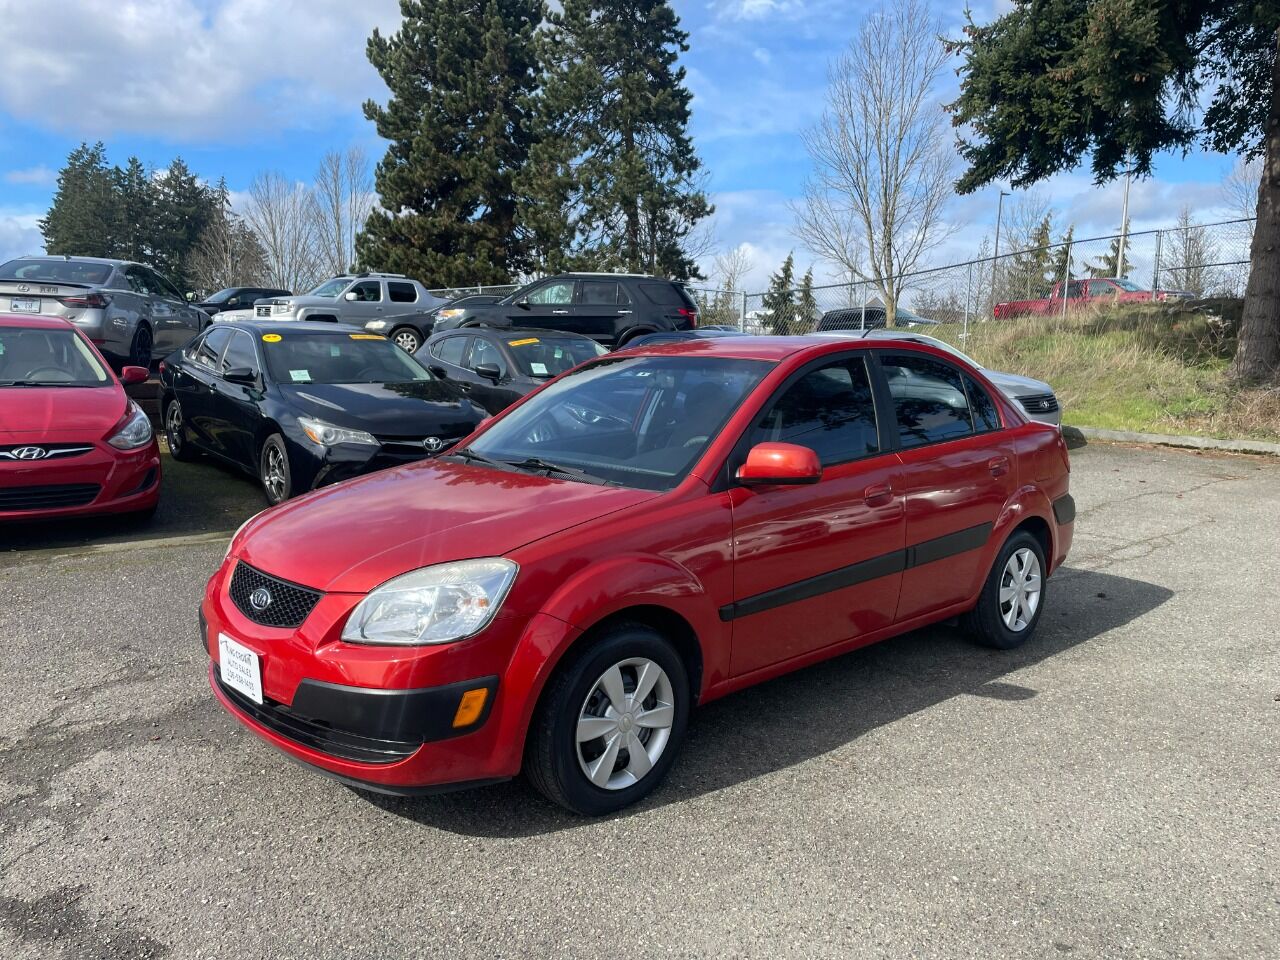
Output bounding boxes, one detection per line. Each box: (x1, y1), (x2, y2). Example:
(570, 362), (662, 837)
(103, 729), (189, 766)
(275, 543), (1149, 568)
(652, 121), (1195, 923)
(218, 633), (263, 705)
(10, 298), (39, 313)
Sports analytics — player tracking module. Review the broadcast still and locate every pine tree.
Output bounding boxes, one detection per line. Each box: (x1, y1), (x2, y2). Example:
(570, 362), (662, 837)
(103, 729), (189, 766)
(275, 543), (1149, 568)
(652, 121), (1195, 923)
(1050, 225), (1074, 287)
(116, 157), (156, 264)
(1087, 219), (1132, 279)
(358, 0), (542, 286)
(796, 268), (819, 333)
(151, 157), (218, 292)
(1007, 214), (1054, 298)
(40, 142), (123, 258)
(523, 0), (711, 278)
(761, 254), (796, 336)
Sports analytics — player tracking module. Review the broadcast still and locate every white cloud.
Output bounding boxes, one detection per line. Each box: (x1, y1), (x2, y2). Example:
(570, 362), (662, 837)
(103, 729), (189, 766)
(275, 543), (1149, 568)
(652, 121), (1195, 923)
(751, 47), (772, 67)
(714, 0), (806, 21)
(4, 165), (56, 186)
(0, 209), (44, 263)
(0, 0), (401, 141)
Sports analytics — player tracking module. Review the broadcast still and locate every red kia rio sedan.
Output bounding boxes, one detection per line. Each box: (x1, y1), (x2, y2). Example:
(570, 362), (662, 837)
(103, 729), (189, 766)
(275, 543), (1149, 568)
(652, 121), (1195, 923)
(1, 315), (159, 521)
(205, 336), (1074, 814)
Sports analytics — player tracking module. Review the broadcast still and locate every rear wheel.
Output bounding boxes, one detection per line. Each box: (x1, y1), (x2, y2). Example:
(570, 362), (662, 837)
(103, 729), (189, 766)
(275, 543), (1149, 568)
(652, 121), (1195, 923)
(130, 324), (153, 369)
(962, 530), (1047, 649)
(526, 623), (690, 815)
(390, 326), (423, 353)
(259, 434), (293, 505)
(163, 396), (197, 462)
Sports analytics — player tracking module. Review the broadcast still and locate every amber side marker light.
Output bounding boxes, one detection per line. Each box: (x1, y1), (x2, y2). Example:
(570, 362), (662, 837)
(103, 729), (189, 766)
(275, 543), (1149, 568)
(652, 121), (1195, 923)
(453, 688), (489, 728)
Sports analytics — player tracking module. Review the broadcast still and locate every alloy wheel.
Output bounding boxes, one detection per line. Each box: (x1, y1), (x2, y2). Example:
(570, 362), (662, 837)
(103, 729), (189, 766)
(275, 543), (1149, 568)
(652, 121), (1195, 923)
(263, 444), (288, 503)
(133, 326), (153, 368)
(393, 329), (421, 353)
(165, 401), (183, 453)
(999, 547), (1042, 632)
(575, 657), (675, 790)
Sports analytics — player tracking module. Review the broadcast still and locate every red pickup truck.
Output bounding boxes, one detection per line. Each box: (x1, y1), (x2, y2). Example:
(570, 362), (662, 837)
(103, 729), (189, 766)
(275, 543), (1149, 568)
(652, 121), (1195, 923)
(994, 277), (1194, 319)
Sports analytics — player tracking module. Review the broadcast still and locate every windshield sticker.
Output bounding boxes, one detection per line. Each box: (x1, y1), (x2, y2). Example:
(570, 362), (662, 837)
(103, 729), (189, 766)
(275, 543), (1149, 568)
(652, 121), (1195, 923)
(508, 337), (539, 347)
(349, 333), (383, 340)
(289, 370), (312, 382)
(529, 362), (549, 376)
(262, 333), (282, 343)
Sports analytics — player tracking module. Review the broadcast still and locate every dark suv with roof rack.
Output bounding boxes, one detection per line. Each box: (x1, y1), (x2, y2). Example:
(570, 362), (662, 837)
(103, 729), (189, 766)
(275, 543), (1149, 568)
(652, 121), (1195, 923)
(429, 273), (699, 348)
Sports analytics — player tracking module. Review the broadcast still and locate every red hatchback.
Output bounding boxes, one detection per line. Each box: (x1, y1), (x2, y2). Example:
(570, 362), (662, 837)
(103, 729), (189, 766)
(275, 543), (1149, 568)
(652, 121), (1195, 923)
(0, 315), (159, 521)
(205, 336), (1073, 814)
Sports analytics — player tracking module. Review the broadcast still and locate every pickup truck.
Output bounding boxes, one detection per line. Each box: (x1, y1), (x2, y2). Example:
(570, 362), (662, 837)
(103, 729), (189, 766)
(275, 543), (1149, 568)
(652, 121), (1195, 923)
(994, 277), (1194, 319)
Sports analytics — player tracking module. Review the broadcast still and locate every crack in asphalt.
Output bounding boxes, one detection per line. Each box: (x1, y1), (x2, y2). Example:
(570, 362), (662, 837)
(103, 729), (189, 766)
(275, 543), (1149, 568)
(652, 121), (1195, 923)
(0, 885), (169, 959)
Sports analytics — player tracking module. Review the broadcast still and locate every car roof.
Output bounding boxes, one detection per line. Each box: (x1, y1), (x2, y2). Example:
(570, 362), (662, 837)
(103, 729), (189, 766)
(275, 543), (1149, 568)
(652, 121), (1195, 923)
(617, 335), (874, 362)
(210, 319), (373, 335)
(13, 255), (129, 267)
(472, 327), (597, 340)
(0, 313), (77, 330)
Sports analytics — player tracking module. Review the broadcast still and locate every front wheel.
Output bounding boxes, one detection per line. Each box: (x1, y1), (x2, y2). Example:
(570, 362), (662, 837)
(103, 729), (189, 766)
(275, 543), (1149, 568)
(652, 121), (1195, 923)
(525, 623), (690, 815)
(163, 397), (198, 462)
(389, 326), (423, 353)
(962, 530), (1047, 649)
(259, 434), (293, 505)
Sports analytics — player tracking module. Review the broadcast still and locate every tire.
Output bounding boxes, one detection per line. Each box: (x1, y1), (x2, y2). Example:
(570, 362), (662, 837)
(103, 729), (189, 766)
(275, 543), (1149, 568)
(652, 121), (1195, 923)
(130, 324), (153, 369)
(163, 396), (198, 462)
(962, 529), (1047, 650)
(616, 329), (654, 348)
(525, 623), (690, 816)
(389, 326), (422, 354)
(258, 434), (293, 506)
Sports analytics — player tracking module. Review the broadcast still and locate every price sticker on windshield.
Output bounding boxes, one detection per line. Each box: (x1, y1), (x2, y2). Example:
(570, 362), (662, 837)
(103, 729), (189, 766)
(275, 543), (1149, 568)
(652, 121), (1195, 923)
(508, 337), (540, 346)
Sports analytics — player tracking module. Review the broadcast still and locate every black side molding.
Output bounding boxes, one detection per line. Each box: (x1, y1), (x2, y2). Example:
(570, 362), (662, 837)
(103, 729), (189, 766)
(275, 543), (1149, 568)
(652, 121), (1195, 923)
(1053, 494), (1076, 526)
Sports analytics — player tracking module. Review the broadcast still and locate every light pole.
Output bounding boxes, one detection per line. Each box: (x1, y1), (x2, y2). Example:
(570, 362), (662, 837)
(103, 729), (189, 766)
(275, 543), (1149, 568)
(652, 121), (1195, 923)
(991, 189), (1009, 315)
(1117, 159), (1132, 279)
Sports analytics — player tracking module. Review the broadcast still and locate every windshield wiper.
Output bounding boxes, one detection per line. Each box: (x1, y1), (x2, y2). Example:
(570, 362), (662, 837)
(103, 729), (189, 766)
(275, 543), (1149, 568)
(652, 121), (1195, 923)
(503, 456), (611, 485)
(0, 380), (93, 387)
(446, 447), (514, 470)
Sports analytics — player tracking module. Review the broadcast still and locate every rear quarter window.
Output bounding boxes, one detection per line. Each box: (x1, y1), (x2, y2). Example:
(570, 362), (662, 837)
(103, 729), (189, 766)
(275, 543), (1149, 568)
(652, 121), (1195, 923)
(638, 282), (695, 308)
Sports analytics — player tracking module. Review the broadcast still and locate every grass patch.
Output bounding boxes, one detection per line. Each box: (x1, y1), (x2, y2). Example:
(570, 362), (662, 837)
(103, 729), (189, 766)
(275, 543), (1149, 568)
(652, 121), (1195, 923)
(928, 303), (1280, 442)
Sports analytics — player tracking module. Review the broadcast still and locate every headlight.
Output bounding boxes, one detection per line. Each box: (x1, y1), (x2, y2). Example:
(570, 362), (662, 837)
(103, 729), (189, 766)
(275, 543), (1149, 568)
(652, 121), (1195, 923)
(107, 401), (153, 449)
(436, 308), (466, 320)
(366, 320), (388, 330)
(342, 559), (518, 645)
(271, 303), (292, 315)
(297, 416), (378, 446)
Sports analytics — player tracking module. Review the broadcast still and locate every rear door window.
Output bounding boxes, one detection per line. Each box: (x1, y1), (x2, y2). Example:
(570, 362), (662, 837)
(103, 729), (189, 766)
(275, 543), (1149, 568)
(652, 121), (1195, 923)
(579, 281), (623, 305)
(879, 352), (975, 448)
(434, 336), (469, 366)
(388, 281), (418, 303)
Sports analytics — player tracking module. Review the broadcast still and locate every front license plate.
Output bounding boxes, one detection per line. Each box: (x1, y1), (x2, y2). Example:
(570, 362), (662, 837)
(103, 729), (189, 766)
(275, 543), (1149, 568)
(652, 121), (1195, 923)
(218, 633), (263, 705)
(10, 298), (39, 313)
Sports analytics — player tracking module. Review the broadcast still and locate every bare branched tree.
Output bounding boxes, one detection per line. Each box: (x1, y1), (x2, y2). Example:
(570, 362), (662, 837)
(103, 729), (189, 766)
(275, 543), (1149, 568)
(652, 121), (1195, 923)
(1165, 205), (1222, 296)
(1223, 156), (1261, 241)
(792, 0), (955, 324)
(312, 147), (374, 277)
(190, 208), (268, 295)
(242, 171), (320, 293)
(713, 244), (754, 294)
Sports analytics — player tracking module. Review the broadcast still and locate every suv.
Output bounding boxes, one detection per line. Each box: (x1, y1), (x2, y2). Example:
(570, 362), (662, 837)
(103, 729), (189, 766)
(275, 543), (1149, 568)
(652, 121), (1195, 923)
(254, 273), (445, 336)
(0, 256), (209, 368)
(195, 286), (291, 317)
(430, 273), (699, 347)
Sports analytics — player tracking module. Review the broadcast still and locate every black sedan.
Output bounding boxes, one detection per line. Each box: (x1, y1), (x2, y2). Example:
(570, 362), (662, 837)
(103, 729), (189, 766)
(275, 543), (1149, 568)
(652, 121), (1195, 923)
(195, 286), (291, 317)
(417, 326), (607, 415)
(159, 321), (486, 504)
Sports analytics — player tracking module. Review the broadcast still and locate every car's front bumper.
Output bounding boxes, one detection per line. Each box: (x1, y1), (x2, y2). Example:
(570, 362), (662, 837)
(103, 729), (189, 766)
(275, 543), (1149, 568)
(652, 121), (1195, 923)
(0, 440), (160, 521)
(201, 560), (578, 791)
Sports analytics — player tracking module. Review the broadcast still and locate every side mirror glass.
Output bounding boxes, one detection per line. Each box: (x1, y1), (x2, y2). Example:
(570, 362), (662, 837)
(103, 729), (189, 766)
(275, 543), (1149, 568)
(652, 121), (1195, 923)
(185, 292), (195, 301)
(473, 362), (502, 381)
(736, 442), (822, 487)
(119, 365), (149, 386)
(344, 291), (358, 301)
(516, 299), (531, 310)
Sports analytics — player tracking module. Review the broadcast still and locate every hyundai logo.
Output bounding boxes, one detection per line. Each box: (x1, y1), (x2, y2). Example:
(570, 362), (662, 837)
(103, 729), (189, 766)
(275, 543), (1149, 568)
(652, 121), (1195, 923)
(248, 588), (273, 611)
(423, 437), (444, 452)
(12, 446), (47, 461)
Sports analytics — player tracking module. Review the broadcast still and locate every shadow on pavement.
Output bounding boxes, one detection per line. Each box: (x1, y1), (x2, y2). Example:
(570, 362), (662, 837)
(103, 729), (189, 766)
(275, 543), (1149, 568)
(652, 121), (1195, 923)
(371, 567), (1172, 837)
(0, 450), (264, 556)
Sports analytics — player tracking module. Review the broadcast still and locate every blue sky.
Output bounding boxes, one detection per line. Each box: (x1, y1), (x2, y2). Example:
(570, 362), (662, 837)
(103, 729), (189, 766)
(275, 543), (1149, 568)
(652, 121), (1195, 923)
(0, 0), (1249, 291)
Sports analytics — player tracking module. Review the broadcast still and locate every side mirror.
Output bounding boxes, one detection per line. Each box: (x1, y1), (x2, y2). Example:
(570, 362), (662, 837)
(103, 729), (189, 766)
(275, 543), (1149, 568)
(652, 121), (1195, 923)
(736, 442), (822, 487)
(516, 299), (531, 310)
(474, 362), (502, 382)
(119, 365), (149, 386)
(224, 366), (258, 385)
(185, 292), (195, 302)
(429, 365), (449, 379)
(344, 291), (358, 301)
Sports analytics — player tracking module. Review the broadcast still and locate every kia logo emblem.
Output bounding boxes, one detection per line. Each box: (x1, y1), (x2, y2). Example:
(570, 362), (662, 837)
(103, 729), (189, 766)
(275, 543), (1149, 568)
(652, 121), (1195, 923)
(423, 437), (444, 452)
(248, 588), (273, 611)
(12, 446), (47, 460)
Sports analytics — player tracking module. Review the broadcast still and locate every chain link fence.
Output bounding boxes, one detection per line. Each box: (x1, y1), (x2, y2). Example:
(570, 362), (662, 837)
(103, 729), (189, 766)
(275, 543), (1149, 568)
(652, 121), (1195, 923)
(426, 283), (521, 301)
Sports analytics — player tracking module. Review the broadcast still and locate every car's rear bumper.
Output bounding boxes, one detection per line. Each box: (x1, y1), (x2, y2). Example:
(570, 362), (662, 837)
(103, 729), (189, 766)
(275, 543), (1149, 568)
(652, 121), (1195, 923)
(0, 440), (161, 520)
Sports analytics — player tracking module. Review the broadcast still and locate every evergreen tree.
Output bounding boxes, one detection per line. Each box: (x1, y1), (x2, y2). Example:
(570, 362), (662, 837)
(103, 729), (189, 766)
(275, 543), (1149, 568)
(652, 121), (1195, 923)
(796, 268), (819, 333)
(1007, 213), (1054, 298)
(1086, 219), (1132, 279)
(116, 157), (156, 264)
(1050, 225), (1075, 287)
(151, 157), (217, 292)
(523, 0), (711, 278)
(761, 254), (796, 336)
(358, 0), (542, 286)
(40, 142), (123, 257)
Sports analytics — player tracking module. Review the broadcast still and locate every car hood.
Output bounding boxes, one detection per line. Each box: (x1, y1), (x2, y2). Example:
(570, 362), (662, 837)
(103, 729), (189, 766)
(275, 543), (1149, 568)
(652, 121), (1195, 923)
(278, 381), (485, 437)
(0, 384), (125, 441)
(236, 459), (659, 593)
(983, 368), (1053, 397)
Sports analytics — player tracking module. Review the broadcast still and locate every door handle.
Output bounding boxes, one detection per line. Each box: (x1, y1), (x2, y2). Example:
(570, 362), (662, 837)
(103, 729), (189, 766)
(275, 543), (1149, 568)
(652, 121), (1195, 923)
(988, 456), (1010, 477)
(618, 310), (632, 315)
(552, 309), (570, 315)
(863, 482), (893, 506)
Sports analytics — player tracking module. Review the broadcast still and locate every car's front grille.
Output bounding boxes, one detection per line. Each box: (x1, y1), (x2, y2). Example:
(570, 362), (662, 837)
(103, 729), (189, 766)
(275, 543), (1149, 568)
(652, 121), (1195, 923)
(374, 434), (464, 455)
(214, 674), (419, 764)
(1018, 393), (1059, 414)
(228, 562), (322, 629)
(255, 305), (272, 317)
(0, 443), (94, 462)
(0, 483), (100, 510)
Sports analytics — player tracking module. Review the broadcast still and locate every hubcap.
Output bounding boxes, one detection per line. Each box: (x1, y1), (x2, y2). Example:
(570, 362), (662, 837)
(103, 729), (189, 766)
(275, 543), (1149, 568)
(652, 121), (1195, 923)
(165, 402), (182, 450)
(263, 445), (287, 502)
(576, 658), (675, 791)
(999, 547), (1042, 632)
(394, 331), (419, 352)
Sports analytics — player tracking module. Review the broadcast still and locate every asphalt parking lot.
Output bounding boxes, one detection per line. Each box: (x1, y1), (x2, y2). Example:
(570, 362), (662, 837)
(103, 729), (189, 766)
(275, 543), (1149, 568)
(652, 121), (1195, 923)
(0, 441), (1276, 959)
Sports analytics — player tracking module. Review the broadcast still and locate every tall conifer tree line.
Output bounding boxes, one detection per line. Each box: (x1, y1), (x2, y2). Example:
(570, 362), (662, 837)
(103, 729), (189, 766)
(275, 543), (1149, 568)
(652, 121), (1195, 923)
(360, 0), (711, 285)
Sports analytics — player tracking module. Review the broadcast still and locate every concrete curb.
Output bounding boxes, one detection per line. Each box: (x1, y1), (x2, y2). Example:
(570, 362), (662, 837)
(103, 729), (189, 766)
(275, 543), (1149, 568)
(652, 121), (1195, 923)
(1062, 425), (1280, 457)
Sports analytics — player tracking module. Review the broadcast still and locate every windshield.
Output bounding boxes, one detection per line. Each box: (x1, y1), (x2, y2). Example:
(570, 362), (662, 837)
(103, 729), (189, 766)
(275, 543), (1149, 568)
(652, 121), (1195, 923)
(465, 355), (770, 490)
(0, 259), (113, 285)
(506, 335), (607, 379)
(0, 327), (110, 386)
(206, 288), (238, 303)
(307, 278), (351, 298)
(1111, 278), (1142, 292)
(262, 332), (433, 385)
